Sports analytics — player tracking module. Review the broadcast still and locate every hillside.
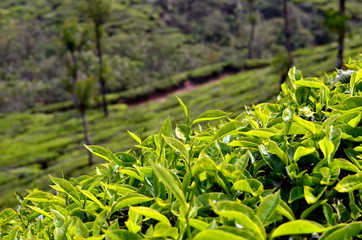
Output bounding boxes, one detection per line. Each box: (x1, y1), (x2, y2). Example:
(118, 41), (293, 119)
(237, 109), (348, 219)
(1, 0), (362, 112)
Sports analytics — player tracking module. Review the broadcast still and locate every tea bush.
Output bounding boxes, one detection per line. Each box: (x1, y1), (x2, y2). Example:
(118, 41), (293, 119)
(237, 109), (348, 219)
(1, 57), (362, 239)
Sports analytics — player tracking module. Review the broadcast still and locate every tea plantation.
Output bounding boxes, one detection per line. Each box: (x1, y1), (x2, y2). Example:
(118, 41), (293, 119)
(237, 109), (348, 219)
(0, 32), (362, 211)
(1, 52), (362, 239)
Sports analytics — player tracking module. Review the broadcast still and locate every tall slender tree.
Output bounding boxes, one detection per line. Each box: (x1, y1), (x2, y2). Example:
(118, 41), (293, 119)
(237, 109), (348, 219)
(246, 0), (258, 59)
(76, 78), (95, 165)
(82, 0), (112, 117)
(61, 19), (89, 107)
(337, 0), (346, 68)
(324, 0), (348, 68)
(281, 0), (293, 85)
(61, 19), (93, 165)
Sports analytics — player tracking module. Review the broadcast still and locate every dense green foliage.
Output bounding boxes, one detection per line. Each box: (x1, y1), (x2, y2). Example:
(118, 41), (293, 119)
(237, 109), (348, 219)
(1, 57), (362, 239)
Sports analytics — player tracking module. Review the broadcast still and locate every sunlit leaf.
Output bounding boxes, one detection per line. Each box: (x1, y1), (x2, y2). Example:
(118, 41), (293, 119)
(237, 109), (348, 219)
(335, 172), (362, 192)
(271, 220), (327, 238)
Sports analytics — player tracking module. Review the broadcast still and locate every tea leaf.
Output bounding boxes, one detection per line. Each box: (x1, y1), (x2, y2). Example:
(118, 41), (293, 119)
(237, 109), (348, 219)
(193, 229), (248, 240)
(152, 163), (187, 207)
(104, 229), (142, 240)
(335, 172), (362, 192)
(49, 175), (81, 206)
(257, 191), (280, 224)
(131, 206), (170, 225)
(271, 220), (327, 238)
(192, 110), (230, 126)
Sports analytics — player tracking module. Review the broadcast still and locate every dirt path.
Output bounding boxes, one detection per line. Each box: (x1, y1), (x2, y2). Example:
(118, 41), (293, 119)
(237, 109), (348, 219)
(127, 73), (232, 107)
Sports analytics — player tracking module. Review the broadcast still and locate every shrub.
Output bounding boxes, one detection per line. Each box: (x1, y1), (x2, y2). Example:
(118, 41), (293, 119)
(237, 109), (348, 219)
(1, 57), (362, 239)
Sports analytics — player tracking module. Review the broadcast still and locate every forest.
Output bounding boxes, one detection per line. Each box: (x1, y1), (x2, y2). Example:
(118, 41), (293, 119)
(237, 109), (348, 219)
(1, 0), (362, 239)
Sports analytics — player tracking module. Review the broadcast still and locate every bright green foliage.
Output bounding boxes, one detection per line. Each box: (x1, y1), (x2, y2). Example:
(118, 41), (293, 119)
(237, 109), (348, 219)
(1, 58), (362, 239)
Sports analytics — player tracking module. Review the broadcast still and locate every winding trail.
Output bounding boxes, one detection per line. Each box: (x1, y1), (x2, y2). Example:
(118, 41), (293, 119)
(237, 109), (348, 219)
(124, 73), (233, 107)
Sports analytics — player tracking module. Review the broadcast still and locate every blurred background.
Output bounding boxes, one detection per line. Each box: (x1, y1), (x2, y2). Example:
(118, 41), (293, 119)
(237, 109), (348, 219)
(0, 0), (361, 209)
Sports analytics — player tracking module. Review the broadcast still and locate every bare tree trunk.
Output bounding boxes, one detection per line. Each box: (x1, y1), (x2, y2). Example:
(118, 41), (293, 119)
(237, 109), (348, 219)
(337, 0), (346, 69)
(95, 24), (109, 117)
(281, 0), (293, 85)
(247, 0), (256, 59)
(247, 21), (256, 59)
(81, 108), (93, 165)
(70, 51), (79, 108)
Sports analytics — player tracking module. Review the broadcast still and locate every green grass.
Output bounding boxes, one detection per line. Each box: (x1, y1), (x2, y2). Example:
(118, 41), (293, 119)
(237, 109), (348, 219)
(0, 34), (361, 209)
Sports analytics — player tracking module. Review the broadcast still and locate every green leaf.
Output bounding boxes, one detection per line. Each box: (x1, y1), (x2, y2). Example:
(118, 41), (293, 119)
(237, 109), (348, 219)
(212, 201), (265, 240)
(193, 229), (248, 240)
(55, 218), (71, 240)
(294, 146), (316, 161)
(131, 206), (170, 225)
(335, 172), (362, 192)
(259, 144), (285, 173)
(188, 219), (208, 231)
(177, 97), (189, 120)
(257, 191), (280, 224)
(127, 130), (142, 144)
(242, 128), (278, 138)
(28, 206), (53, 220)
(115, 152), (137, 166)
(293, 115), (316, 134)
(93, 207), (110, 236)
(160, 117), (172, 136)
(216, 227), (259, 240)
(24, 191), (59, 203)
(267, 140), (288, 165)
(49, 175), (81, 206)
(295, 80), (326, 89)
(289, 67), (303, 82)
(84, 145), (122, 165)
(232, 179), (264, 196)
(84, 145), (115, 162)
(319, 137), (334, 161)
(331, 96), (362, 110)
(192, 157), (217, 175)
(228, 140), (260, 148)
(152, 163), (187, 207)
(276, 200), (296, 221)
(153, 222), (178, 239)
(119, 169), (143, 181)
(288, 187), (303, 203)
(162, 135), (189, 161)
(175, 124), (189, 141)
(271, 220), (327, 239)
(50, 209), (65, 228)
(192, 110), (230, 126)
(75, 218), (89, 238)
(304, 186), (327, 204)
(320, 222), (362, 240)
(104, 229), (142, 240)
(80, 189), (104, 209)
(301, 200), (327, 219)
(112, 193), (153, 214)
(0, 209), (17, 225)
(322, 203), (335, 226)
(213, 121), (245, 140)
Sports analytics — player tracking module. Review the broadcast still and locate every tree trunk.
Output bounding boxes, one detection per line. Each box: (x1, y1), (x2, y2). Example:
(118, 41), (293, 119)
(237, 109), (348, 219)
(70, 51), (79, 108)
(81, 108), (93, 165)
(247, 21), (256, 59)
(281, 0), (293, 85)
(247, 0), (256, 59)
(95, 24), (109, 117)
(337, 0), (346, 69)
